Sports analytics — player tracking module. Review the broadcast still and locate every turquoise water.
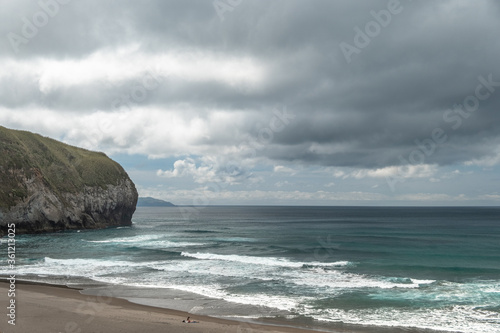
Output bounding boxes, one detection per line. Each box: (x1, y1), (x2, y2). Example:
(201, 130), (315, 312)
(2, 206), (500, 332)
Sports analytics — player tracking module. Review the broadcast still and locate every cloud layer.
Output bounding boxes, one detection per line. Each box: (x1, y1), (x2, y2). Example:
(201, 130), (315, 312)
(1, 0), (499, 204)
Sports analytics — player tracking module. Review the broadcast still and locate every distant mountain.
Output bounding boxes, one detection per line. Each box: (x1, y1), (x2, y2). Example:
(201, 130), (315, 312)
(137, 197), (175, 207)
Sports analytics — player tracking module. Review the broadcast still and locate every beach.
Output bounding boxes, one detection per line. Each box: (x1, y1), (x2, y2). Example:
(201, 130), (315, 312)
(1, 280), (453, 333)
(0, 281), (322, 333)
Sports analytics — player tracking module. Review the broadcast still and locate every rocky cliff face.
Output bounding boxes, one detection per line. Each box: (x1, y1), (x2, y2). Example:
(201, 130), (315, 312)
(0, 126), (138, 236)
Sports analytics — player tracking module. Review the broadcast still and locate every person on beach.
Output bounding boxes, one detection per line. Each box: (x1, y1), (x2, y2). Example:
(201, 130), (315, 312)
(182, 316), (198, 323)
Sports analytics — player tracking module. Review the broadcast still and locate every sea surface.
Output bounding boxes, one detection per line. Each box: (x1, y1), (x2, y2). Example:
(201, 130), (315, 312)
(2, 206), (500, 332)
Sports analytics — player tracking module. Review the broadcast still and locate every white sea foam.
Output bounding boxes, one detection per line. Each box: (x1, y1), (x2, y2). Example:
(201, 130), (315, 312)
(6, 254), (499, 333)
(214, 237), (257, 242)
(224, 292), (304, 313)
(84, 234), (164, 243)
(4, 257), (165, 279)
(165, 284), (228, 300)
(410, 278), (436, 285)
(310, 305), (500, 333)
(165, 283), (306, 313)
(178, 252), (427, 290)
(302, 261), (352, 268)
(301, 279), (500, 332)
(150, 259), (282, 282)
(146, 240), (206, 249)
(285, 268), (430, 290)
(181, 252), (303, 267)
(180, 252), (352, 269)
(85, 235), (205, 249)
(312, 304), (500, 333)
(44, 257), (136, 266)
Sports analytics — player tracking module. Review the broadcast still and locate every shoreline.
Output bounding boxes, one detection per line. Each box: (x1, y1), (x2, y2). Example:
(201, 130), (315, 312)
(0, 279), (453, 333)
(0, 280), (321, 333)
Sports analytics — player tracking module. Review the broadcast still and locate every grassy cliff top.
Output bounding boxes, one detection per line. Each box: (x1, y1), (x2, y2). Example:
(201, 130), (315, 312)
(0, 126), (129, 209)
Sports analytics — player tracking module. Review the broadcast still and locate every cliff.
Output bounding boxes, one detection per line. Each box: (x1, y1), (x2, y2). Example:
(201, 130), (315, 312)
(0, 126), (138, 236)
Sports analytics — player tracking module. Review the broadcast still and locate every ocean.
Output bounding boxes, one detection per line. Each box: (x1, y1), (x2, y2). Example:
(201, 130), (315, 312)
(2, 206), (500, 333)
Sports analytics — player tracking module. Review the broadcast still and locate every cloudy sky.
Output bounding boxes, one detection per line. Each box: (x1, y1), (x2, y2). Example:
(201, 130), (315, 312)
(1, 0), (500, 206)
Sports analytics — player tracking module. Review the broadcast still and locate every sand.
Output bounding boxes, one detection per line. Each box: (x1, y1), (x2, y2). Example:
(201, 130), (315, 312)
(0, 281), (330, 333)
(0, 280), (444, 333)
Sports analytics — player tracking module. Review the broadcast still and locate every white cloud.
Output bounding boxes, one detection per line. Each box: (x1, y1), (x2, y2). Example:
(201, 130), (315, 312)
(157, 156), (250, 185)
(0, 46), (267, 95)
(478, 194), (500, 201)
(329, 165), (438, 180)
(395, 193), (474, 202)
(273, 165), (297, 174)
(464, 150), (500, 167)
(157, 158), (203, 178)
(0, 106), (254, 158)
(332, 170), (345, 178)
(396, 193), (454, 201)
(441, 169), (473, 179)
(1, 1), (499, 207)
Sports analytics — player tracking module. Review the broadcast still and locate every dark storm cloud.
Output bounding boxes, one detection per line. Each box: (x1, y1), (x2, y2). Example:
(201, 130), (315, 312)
(1, 0), (500, 169)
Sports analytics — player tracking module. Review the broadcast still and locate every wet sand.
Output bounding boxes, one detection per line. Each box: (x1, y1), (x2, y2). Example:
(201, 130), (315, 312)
(0, 280), (447, 333)
(0, 281), (335, 333)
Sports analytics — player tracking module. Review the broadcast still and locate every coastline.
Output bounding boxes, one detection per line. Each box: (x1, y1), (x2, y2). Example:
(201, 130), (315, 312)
(0, 280), (316, 333)
(0, 279), (454, 333)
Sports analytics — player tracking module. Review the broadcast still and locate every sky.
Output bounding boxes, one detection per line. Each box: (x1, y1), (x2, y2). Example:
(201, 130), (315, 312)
(1, 0), (500, 206)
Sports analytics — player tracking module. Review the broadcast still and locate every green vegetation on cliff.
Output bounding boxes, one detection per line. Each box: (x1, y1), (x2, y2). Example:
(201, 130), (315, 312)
(0, 126), (129, 210)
